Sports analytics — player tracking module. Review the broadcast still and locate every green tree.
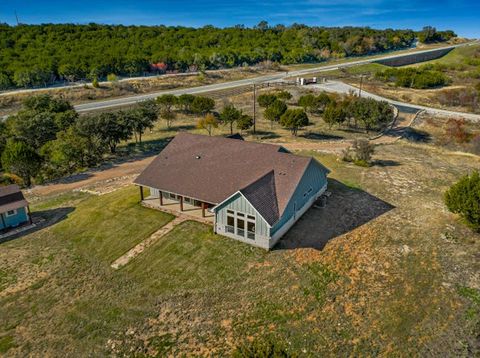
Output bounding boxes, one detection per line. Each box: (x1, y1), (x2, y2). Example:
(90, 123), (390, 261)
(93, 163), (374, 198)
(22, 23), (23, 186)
(121, 100), (158, 142)
(1, 140), (41, 187)
(257, 94), (277, 108)
(191, 96), (215, 115)
(74, 115), (108, 163)
(0, 73), (12, 90)
(220, 104), (242, 134)
(107, 73), (118, 82)
(40, 128), (91, 179)
(323, 102), (346, 128)
(178, 94), (196, 113)
(280, 109), (309, 136)
(444, 171), (480, 232)
(276, 90), (292, 101)
(156, 94), (178, 128)
(264, 99), (287, 128)
(237, 114), (254, 132)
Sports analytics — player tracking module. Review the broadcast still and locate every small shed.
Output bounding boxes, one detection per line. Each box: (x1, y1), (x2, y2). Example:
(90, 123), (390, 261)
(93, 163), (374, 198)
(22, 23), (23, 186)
(0, 185), (31, 230)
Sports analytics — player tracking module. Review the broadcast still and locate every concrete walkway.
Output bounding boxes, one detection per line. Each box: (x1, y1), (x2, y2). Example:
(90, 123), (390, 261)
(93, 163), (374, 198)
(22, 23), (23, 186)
(111, 216), (187, 269)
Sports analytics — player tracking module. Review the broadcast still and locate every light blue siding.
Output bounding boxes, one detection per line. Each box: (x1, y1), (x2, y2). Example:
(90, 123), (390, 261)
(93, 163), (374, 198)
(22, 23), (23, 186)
(271, 160), (328, 236)
(0, 207), (28, 229)
(215, 193), (270, 237)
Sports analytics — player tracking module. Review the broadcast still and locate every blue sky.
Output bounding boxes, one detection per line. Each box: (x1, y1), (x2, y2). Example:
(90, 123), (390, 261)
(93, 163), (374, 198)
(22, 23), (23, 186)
(1, 0), (478, 38)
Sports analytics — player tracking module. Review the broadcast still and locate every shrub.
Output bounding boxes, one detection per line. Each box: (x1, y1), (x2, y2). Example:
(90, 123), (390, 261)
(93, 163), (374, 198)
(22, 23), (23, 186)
(232, 338), (295, 358)
(92, 77), (100, 88)
(342, 139), (374, 166)
(444, 118), (472, 144)
(106, 73), (118, 82)
(444, 171), (480, 232)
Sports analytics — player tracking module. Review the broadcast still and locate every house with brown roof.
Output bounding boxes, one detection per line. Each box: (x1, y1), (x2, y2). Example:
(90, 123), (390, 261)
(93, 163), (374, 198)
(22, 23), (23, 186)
(134, 133), (329, 249)
(0, 185), (31, 231)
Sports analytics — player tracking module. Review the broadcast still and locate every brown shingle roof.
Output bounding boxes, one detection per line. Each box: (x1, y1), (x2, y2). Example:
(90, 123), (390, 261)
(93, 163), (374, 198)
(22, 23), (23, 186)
(135, 133), (326, 222)
(240, 170), (279, 225)
(0, 184), (28, 213)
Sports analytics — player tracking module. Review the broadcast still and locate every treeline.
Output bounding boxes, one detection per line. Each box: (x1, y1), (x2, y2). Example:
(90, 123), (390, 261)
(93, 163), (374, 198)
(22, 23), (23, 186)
(0, 23), (431, 89)
(375, 66), (451, 89)
(0, 94), (230, 186)
(418, 26), (456, 44)
(297, 92), (394, 131)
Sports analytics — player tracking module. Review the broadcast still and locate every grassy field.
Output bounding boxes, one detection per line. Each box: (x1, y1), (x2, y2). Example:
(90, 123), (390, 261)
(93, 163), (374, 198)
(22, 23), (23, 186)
(0, 138), (479, 356)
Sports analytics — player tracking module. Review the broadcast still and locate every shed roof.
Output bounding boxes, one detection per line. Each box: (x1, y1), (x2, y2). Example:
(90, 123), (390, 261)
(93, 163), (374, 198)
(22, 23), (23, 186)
(0, 184), (28, 214)
(135, 132), (328, 222)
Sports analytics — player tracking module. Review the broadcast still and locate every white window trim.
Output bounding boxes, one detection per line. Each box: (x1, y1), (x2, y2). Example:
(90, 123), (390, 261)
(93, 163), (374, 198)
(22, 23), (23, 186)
(5, 209), (17, 217)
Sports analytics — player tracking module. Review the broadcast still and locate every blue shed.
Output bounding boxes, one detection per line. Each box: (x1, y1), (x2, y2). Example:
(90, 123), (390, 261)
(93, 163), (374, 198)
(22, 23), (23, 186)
(0, 185), (31, 231)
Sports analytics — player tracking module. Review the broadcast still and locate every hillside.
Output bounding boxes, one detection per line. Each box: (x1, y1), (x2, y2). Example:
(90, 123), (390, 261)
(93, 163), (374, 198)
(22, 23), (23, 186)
(0, 24), (451, 90)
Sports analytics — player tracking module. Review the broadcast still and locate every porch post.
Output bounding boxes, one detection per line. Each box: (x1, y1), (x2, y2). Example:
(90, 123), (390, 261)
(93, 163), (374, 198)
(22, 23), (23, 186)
(139, 186), (144, 201)
(27, 206), (33, 225)
(159, 191), (163, 206)
(180, 196), (184, 211)
(201, 202), (206, 217)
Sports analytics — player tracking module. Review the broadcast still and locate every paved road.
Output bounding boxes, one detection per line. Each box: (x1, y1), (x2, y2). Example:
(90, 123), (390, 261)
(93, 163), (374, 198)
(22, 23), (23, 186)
(311, 81), (480, 122)
(73, 42), (477, 113)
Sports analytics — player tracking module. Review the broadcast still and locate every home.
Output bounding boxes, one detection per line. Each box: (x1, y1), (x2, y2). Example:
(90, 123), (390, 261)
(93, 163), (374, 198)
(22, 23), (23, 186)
(134, 133), (330, 249)
(0, 184), (31, 231)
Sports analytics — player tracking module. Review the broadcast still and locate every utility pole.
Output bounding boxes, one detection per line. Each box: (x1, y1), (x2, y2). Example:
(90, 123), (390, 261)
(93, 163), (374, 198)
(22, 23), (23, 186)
(253, 83), (256, 134)
(359, 75), (364, 98)
(14, 10), (20, 25)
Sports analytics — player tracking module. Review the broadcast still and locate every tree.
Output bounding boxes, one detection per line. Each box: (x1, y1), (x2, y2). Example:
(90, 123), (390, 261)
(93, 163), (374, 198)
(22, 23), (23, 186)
(191, 96), (215, 115)
(92, 77), (100, 88)
(120, 100), (158, 143)
(323, 102), (346, 128)
(40, 128), (91, 179)
(74, 115), (108, 162)
(279, 109), (309, 136)
(178, 94), (196, 113)
(264, 100), (287, 128)
(107, 73), (118, 82)
(0, 73), (12, 90)
(276, 90), (292, 101)
(352, 139), (375, 164)
(237, 114), (254, 132)
(8, 95), (78, 148)
(156, 94), (178, 128)
(156, 94), (178, 112)
(197, 113), (218, 136)
(8, 111), (58, 149)
(1, 140), (41, 187)
(257, 94), (277, 108)
(220, 104), (242, 134)
(444, 171), (480, 232)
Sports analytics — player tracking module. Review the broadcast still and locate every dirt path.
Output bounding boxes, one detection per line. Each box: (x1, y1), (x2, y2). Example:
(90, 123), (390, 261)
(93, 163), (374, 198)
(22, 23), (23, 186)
(28, 156), (155, 199)
(111, 216), (187, 269)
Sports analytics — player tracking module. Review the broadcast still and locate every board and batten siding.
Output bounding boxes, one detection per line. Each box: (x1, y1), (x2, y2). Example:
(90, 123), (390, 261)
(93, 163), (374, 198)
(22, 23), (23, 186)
(215, 192), (271, 249)
(0, 207), (28, 229)
(270, 160), (328, 239)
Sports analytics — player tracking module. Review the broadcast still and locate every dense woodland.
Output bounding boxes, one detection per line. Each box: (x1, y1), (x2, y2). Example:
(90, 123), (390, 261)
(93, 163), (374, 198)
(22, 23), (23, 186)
(0, 23), (454, 89)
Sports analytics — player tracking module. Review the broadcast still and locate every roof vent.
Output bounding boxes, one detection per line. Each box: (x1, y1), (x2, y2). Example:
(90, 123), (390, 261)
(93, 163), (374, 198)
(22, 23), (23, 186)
(195, 155), (201, 159)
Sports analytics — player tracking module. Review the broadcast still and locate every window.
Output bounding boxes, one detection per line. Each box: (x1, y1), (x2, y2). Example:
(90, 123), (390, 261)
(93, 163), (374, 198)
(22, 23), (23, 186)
(227, 209), (234, 215)
(236, 218), (245, 237)
(247, 221), (255, 240)
(226, 215), (235, 234)
(247, 215), (255, 221)
(237, 212), (245, 217)
(5, 210), (17, 217)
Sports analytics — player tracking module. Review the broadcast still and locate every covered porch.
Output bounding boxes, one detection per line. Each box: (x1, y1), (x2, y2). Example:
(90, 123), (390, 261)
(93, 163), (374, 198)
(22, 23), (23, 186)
(138, 186), (215, 224)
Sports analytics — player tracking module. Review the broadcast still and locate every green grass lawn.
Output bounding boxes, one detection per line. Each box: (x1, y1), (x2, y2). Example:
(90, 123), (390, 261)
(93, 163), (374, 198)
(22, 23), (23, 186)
(51, 186), (174, 263)
(0, 145), (479, 356)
